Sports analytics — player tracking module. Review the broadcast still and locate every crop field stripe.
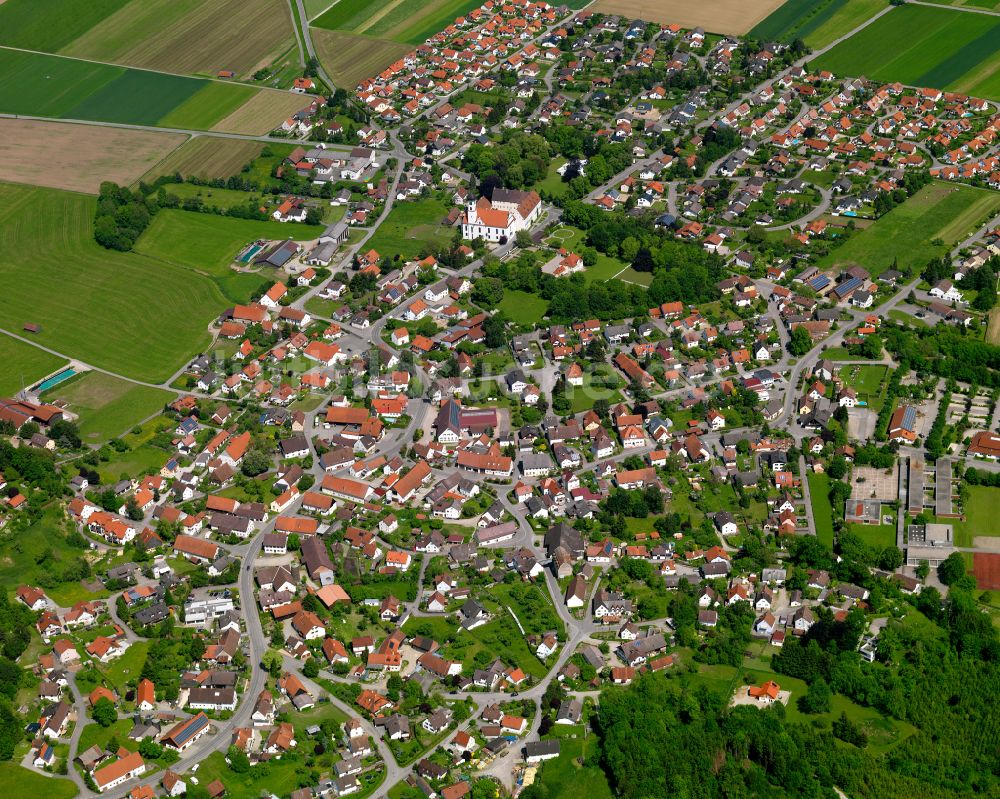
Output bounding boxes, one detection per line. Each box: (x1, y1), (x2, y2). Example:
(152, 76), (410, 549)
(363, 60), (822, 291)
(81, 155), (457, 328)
(750, 0), (831, 40)
(64, 68), (203, 126)
(138, 136), (263, 183)
(916, 23), (1000, 88)
(156, 81), (257, 130)
(0, 0), (133, 52)
(0, 48), (124, 117)
(395, 0), (488, 44)
(312, 0), (382, 31)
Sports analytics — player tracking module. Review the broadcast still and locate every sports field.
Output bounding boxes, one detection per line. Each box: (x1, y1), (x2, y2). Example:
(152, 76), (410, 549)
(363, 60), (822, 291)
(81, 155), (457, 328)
(311, 28), (411, 89)
(591, 0), (787, 34)
(139, 137), (264, 183)
(815, 183), (1000, 276)
(0, 334), (67, 396)
(363, 198), (455, 260)
(815, 4), (1000, 100)
(45, 371), (172, 442)
(0, 118), (185, 193)
(61, 0), (295, 80)
(136, 209), (317, 275)
(0, 48), (299, 133)
(750, 0), (886, 49)
(0, 182), (225, 382)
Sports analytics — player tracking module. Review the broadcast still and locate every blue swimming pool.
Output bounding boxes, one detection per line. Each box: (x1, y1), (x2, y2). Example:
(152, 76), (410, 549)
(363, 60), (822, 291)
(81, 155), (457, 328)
(35, 368), (76, 393)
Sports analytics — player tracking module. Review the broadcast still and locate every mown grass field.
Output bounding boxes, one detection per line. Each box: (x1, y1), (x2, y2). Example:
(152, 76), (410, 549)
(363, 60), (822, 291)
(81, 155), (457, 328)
(136, 209), (317, 275)
(815, 183), (1000, 276)
(62, 0), (295, 80)
(0, 183), (224, 382)
(533, 736), (613, 799)
(0, 0), (130, 52)
(0, 48), (291, 132)
(0, 334), (67, 396)
(815, 4), (1000, 100)
(0, 119), (185, 194)
(0, 763), (77, 799)
(498, 289), (549, 326)
(364, 197), (455, 260)
(808, 472), (835, 547)
(45, 372), (172, 442)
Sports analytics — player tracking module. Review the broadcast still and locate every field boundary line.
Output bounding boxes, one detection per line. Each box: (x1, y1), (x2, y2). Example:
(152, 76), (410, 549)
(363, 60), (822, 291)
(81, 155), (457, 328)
(909, 0), (1000, 16)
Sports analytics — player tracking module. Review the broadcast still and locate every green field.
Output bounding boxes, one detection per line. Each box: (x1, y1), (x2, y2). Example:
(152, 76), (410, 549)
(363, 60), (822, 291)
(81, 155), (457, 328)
(0, 183), (226, 382)
(937, 485), (1000, 547)
(363, 198), (455, 260)
(157, 81), (257, 130)
(0, 335), (67, 396)
(816, 183), (1000, 276)
(136, 209), (316, 275)
(0, 507), (109, 607)
(312, 0), (384, 30)
(393, 0), (483, 45)
(0, 763), (78, 799)
(498, 290), (548, 326)
(848, 522), (896, 549)
(807, 472), (835, 547)
(750, 0), (885, 49)
(532, 736), (613, 799)
(815, 4), (1000, 100)
(0, 0), (130, 51)
(313, 0), (482, 45)
(0, 48), (261, 129)
(841, 363), (888, 410)
(45, 372), (172, 442)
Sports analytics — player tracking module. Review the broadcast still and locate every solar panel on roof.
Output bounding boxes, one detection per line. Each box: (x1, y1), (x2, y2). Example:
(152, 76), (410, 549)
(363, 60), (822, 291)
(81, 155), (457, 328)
(902, 406), (916, 430)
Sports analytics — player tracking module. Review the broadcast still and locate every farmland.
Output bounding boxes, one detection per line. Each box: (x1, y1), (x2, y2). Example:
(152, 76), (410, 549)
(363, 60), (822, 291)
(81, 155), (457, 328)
(0, 48), (293, 132)
(59, 0), (295, 81)
(44, 371), (172, 442)
(591, 0), (787, 34)
(313, 0), (483, 44)
(138, 136), (264, 183)
(0, 182), (225, 382)
(0, 119), (185, 193)
(364, 198), (456, 260)
(750, 0), (887, 49)
(0, 0), (130, 52)
(209, 90), (315, 135)
(136, 209), (317, 277)
(311, 27), (411, 90)
(0, 334), (67, 396)
(815, 4), (1000, 100)
(815, 183), (1000, 276)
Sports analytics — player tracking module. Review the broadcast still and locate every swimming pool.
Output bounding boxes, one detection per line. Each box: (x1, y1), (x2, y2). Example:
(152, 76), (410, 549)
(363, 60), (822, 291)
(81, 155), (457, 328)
(35, 368), (76, 393)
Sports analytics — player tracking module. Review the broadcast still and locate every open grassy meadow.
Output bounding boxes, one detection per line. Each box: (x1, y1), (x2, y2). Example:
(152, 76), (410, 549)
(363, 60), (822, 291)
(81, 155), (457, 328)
(138, 137), (263, 183)
(0, 763), (77, 799)
(498, 290), (549, 326)
(532, 736), (613, 799)
(62, 0), (295, 80)
(750, 0), (885, 48)
(45, 372), (172, 442)
(0, 334), (67, 396)
(136, 209), (317, 275)
(815, 183), (1000, 276)
(0, 183), (225, 382)
(0, 48), (293, 132)
(0, 119), (186, 194)
(364, 197), (456, 260)
(815, 4), (1000, 100)
(808, 472), (835, 547)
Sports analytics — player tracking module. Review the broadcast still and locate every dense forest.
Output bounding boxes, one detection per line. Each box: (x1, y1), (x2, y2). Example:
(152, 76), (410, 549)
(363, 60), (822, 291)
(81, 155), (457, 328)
(580, 565), (1000, 799)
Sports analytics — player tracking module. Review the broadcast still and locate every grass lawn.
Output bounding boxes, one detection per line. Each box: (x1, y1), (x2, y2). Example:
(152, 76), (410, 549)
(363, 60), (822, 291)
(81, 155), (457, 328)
(136, 209), (317, 276)
(45, 372), (172, 443)
(192, 750), (306, 799)
(848, 523), (896, 549)
(532, 735), (612, 799)
(815, 4), (1000, 100)
(945, 485), (1000, 547)
(808, 472), (835, 547)
(102, 640), (150, 692)
(363, 198), (455, 261)
(535, 158), (570, 197)
(568, 372), (623, 414)
(888, 309), (930, 328)
(498, 290), (547, 326)
(0, 334), (67, 395)
(815, 183), (1000, 276)
(840, 363), (888, 410)
(77, 718), (133, 755)
(0, 183), (226, 382)
(0, 762), (78, 799)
